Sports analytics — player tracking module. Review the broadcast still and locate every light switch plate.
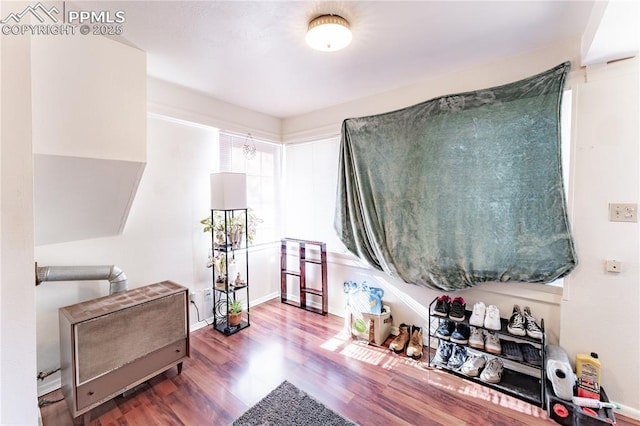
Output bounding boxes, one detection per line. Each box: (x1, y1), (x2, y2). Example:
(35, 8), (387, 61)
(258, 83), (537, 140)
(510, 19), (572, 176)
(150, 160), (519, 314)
(609, 203), (637, 222)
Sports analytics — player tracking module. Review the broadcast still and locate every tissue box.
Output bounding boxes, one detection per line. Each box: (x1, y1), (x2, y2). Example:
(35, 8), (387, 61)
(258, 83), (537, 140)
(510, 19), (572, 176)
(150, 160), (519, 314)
(350, 305), (392, 345)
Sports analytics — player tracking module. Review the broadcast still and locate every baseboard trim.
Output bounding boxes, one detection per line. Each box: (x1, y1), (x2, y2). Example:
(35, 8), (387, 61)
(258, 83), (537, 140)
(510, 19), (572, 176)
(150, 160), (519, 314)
(190, 292), (281, 332)
(618, 403), (640, 421)
(38, 378), (61, 397)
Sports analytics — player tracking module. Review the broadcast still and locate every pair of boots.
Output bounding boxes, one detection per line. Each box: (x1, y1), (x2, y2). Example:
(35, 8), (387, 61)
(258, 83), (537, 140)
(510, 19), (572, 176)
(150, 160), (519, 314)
(389, 323), (423, 360)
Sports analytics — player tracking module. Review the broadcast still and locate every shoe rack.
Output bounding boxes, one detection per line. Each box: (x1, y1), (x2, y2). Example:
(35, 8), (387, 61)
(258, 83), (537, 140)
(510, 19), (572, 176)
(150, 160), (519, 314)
(427, 297), (546, 408)
(211, 208), (250, 336)
(280, 238), (327, 315)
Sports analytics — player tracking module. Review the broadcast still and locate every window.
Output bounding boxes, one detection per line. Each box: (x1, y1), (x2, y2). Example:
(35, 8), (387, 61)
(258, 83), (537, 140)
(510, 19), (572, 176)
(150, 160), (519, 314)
(218, 132), (282, 245)
(283, 137), (347, 252)
(284, 90), (573, 288)
(548, 89), (573, 287)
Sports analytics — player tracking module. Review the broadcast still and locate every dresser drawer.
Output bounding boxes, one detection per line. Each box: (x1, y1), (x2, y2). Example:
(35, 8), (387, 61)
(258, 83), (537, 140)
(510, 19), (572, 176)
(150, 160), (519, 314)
(76, 339), (187, 410)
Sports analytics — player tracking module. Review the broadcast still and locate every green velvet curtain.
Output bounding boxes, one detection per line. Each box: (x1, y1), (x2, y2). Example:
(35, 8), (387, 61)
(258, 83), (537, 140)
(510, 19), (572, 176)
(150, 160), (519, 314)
(335, 62), (577, 291)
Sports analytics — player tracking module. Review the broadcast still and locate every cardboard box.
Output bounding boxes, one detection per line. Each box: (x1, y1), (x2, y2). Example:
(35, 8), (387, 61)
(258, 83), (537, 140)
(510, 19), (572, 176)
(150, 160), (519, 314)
(350, 305), (392, 345)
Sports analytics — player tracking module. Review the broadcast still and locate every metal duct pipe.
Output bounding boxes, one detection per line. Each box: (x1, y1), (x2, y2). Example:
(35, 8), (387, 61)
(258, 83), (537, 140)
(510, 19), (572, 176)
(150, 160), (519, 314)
(35, 265), (128, 295)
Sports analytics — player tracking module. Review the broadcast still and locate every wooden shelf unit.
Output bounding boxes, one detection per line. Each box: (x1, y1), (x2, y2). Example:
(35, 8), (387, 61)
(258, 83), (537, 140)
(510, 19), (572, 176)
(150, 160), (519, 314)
(280, 238), (327, 315)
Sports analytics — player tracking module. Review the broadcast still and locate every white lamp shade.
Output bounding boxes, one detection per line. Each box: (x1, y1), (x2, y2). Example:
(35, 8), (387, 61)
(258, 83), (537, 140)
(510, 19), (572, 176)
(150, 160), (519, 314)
(210, 173), (247, 210)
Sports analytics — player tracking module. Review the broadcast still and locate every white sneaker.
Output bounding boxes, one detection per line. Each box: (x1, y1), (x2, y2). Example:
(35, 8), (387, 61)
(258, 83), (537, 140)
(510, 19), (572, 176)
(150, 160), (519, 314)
(469, 301), (486, 327)
(483, 305), (501, 331)
(468, 327), (485, 350)
(461, 354), (487, 377)
(480, 358), (504, 384)
(485, 332), (502, 355)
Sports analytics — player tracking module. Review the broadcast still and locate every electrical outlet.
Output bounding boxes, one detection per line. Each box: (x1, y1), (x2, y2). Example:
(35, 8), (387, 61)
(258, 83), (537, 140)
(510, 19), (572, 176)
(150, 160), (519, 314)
(189, 292), (196, 303)
(203, 288), (213, 302)
(609, 203), (637, 222)
(203, 288), (214, 319)
(605, 260), (621, 273)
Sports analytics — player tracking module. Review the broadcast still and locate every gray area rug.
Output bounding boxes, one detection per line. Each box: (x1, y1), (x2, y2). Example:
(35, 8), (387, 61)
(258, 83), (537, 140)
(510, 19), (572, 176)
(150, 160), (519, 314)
(232, 380), (358, 426)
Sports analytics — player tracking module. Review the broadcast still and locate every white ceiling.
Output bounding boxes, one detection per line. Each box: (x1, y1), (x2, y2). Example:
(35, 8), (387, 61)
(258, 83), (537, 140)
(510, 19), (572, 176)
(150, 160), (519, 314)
(88, 1), (602, 118)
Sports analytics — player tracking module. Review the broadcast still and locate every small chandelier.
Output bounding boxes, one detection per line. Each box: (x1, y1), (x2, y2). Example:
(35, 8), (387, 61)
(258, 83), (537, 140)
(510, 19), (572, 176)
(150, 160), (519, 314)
(242, 133), (256, 160)
(305, 14), (352, 52)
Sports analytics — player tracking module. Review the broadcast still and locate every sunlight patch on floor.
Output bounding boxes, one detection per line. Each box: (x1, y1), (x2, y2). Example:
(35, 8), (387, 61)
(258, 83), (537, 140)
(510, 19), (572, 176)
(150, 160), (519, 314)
(234, 342), (288, 406)
(423, 368), (546, 418)
(317, 330), (550, 421)
(339, 340), (388, 366)
(320, 332), (424, 372)
(320, 330), (352, 351)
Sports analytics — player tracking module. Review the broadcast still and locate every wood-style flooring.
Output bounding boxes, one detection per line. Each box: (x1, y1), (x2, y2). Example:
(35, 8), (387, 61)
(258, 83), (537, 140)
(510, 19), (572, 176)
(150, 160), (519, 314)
(40, 298), (639, 426)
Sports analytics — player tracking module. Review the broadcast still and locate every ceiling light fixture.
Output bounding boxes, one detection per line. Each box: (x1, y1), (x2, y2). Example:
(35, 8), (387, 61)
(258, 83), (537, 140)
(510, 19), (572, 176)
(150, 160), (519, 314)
(305, 14), (352, 52)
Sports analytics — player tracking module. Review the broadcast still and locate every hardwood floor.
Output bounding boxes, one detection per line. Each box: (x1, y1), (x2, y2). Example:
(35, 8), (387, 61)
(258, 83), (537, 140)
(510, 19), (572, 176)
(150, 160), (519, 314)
(41, 299), (639, 426)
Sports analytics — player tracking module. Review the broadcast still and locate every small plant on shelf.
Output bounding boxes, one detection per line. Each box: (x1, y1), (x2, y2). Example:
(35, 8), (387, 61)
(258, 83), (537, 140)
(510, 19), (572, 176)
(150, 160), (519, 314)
(228, 299), (243, 327)
(200, 208), (263, 248)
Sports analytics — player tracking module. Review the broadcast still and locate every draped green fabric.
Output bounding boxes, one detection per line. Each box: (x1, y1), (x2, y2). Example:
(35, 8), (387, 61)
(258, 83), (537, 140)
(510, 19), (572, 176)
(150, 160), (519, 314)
(335, 62), (577, 291)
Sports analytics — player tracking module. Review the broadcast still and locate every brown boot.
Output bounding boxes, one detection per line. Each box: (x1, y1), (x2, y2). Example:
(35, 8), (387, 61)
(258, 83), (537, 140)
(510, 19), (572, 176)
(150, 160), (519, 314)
(406, 325), (423, 360)
(389, 323), (410, 354)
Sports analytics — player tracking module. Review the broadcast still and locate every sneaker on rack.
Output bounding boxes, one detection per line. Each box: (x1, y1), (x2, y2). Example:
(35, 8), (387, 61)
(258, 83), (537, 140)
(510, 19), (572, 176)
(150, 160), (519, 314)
(436, 319), (455, 340)
(483, 305), (502, 331)
(450, 323), (470, 345)
(447, 345), (468, 369)
(523, 306), (543, 339)
(501, 339), (524, 362)
(468, 327), (485, 350)
(507, 305), (526, 336)
(480, 358), (504, 384)
(449, 297), (466, 322)
(469, 301), (486, 327)
(433, 341), (453, 365)
(433, 295), (451, 317)
(460, 354), (487, 377)
(484, 332), (502, 355)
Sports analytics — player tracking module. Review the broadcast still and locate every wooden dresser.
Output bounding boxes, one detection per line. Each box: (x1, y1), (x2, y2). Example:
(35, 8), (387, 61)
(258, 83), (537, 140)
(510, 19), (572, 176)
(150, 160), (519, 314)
(59, 281), (190, 424)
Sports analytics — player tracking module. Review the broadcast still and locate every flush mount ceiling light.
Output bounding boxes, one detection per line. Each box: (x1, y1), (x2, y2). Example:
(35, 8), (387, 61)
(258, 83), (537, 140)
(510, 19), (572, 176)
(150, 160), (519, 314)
(305, 14), (352, 52)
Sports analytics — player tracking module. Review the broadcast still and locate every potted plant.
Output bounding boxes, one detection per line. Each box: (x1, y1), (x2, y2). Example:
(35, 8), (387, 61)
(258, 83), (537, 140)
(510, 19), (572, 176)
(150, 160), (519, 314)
(200, 208), (263, 249)
(209, 251), (227, 289)
(228, 299), (243, 327)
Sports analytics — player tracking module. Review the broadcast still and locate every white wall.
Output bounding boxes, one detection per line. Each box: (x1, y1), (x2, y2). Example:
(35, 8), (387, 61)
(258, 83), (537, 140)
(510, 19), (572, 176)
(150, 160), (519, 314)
(560, 58), (639, 417)
(32, 33), (146, 162)
(281, 45), (639, 418)
(0, 4), (39, 422)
